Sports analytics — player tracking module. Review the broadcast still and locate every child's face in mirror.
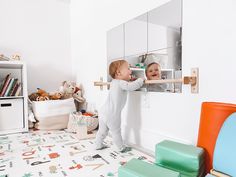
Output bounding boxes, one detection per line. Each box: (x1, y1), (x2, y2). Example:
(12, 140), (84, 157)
(146, 63), (161, 80)
(118, 62), (132, 81)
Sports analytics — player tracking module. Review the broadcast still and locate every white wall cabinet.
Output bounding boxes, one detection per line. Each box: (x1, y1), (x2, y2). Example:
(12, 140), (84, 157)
(0, 61), (28, 135)
(107, 24), (124, 60)
(148, 0), (182, 52)
(124, 13), (148, 57)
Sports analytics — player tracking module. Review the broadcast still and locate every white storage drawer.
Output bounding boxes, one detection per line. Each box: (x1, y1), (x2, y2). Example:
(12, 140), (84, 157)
(0, 98), (24, 131)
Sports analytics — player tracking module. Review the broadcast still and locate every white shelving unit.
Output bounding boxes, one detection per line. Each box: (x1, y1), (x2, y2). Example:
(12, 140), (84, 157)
(0, 61), (28, 135)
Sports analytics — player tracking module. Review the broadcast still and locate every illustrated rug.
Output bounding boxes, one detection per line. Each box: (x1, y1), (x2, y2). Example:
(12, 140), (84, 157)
(0, 130), (154, 177)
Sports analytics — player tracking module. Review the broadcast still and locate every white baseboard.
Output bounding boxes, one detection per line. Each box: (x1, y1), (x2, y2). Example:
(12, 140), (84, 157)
(123, 126), (192, 154)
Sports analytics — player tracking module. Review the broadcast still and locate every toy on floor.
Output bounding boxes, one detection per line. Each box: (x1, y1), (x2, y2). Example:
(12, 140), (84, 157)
(49, 91), (63, 100)
(119, 158), (180, 177)
(37, 88), (50, 101)
(29, 89), (63, 101)
(155, 140), (205, 177)
(209, 112), (236, 176)
(28, 82), (85, 111)
(118, 140), (205, 177)
(197, 102), (236, 173)
(60, 81), (77, 99)
(67, 111), (98, 140)
(75, 122), (97, 140)
(73, 85), (86, 111)
(59, 81), (85, 101)
(59, 81), (86, 111)
(73, 85), (85, 102)
(28, 88), (49, 101)
(67, 111), (98, 132)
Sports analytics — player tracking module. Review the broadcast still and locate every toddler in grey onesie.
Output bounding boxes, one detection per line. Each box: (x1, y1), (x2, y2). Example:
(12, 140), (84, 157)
(95, 59), (144, 153)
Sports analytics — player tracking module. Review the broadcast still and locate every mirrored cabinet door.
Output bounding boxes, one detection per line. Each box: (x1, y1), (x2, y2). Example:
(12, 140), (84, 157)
(148, 0), (182, 70)
(107, 24), (124, 60)
(107, 0), (182, 93)
(124, 13), (148, 57)
(148, 0), (182, 52)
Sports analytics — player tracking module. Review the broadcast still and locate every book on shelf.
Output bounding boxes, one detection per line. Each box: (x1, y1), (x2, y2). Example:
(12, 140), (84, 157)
(0, 74), (11, 97)
(11, 82), (19, 96)
(0, 73), (11, 96)
(0, 80), (4, 93)
(0, 73), (22, 97)
(15, 83), (22, 96)
(3, 78), (15, 97)
(8, 79), (18, 96)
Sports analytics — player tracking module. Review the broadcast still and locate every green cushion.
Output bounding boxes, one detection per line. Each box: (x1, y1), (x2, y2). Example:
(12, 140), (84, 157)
(118, 158), (180, 177)
(155, 140), (204, 174)
(158, 164), (205, 177)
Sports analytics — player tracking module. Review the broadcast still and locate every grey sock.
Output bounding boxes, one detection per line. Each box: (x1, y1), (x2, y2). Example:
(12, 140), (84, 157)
(96, 144), (109, 150)
(120, 146), (132, 153)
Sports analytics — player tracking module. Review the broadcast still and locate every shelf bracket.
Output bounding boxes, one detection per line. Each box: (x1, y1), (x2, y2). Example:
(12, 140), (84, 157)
(94, 77), (110, 91)
(183, 68), (198, 93)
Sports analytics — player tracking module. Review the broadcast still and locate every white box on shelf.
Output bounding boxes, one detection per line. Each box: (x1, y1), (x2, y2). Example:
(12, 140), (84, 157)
(0, 98), (24, 130)
(31, 98), (76, 130)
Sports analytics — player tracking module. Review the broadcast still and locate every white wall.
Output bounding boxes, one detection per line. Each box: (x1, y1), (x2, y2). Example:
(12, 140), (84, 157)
(0, 0), (74, 93)
(72, 0), (236, 153)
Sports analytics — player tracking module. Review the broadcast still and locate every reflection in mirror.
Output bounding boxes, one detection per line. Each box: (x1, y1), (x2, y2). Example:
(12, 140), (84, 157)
(107, 0), (182, 93)
(147, 0), (182, 92)
(145, 62), (166, 92)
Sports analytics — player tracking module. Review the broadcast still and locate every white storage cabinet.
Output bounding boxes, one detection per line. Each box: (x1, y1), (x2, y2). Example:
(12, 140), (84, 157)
(0, 61), (28, 135)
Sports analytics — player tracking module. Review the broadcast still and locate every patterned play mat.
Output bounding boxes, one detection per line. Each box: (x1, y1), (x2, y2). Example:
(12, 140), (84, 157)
(0, 130), (154, 177)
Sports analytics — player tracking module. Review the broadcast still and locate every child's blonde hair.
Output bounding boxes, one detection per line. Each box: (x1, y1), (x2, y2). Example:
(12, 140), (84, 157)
(109, 59), (127, 79)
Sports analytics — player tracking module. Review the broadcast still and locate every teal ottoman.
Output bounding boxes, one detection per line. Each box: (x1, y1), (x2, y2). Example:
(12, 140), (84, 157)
(118, 158), (180, 177)
(155, 140), (205, 177)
